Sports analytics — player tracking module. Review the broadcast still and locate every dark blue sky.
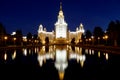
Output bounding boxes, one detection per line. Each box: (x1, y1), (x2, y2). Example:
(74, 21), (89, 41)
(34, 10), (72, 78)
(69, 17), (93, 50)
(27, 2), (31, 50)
(0, 0), (120, 35)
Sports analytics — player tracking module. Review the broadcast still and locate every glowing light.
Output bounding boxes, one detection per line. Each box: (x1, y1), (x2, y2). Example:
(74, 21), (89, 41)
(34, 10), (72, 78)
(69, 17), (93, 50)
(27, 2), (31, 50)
(37, 55), (44, 67)
(56, 49), (67, 62)
(29, 49), (31, 54)
(35, 48), (37, 53)
(12, 50), (16, 60)
(69, 53), (77, 59)
(79, 48), (82, 54)
(13, 37), (16, 41)
(105, 53), (109, 60)
(55, 49), (68, 80)
(59, 72), (64, 80)
(11, 32), (16, 35)
(98, 51), (100, 58)
(89, 49), (91, 55)
(55, 25), (67, 38)
(79, 55), (86, 67)
(4, 53), (7, 61)
(92, 50), (94, 55)
(85, 49), (88, 54)
(23, 49), (27, 56)
(80, 61), (84, 68)
(22, 36), (27, 42)
(4, 36), (8, 40)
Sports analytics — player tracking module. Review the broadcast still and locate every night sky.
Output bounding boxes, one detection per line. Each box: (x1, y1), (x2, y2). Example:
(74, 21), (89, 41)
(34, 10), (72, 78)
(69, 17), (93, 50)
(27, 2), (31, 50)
(0, 0), (120, 35)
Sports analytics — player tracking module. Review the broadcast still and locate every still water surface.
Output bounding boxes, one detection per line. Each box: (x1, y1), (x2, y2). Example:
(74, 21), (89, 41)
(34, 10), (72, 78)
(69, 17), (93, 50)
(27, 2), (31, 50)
(0, 45), (120, 80)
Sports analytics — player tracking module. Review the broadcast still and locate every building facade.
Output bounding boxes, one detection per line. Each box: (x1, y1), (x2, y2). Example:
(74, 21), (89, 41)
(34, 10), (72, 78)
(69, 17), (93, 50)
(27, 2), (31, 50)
(38, 3), (85, 44)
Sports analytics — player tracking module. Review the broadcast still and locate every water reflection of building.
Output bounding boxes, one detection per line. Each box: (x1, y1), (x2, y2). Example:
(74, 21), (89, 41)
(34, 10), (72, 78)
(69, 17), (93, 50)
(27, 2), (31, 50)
(37, 46), (55, 67)
(55, 46), (68, 80)
(38, 3), (85, 44)
(37, 45), (86, 80)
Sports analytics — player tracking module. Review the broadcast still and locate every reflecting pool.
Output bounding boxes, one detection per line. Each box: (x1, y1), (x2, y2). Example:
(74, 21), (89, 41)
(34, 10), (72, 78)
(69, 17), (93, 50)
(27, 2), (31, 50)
(0, 45), (120, 80)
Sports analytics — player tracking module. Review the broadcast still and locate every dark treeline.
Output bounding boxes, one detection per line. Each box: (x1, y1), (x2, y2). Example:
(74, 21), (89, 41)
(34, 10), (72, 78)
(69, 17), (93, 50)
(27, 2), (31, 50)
(0, 22), (41, 46)
(0, 20), (120, 47)
(78, 20), (120, 47)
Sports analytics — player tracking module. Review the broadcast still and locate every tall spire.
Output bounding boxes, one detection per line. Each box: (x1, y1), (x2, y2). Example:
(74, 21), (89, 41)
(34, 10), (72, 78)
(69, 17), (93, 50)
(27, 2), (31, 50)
(58, 1), (64, 18)
(60, 2), (62, 11)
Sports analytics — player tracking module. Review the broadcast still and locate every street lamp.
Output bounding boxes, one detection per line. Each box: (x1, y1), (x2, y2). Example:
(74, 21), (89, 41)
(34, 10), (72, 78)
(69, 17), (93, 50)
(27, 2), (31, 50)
(104, 35), (108, 45)
(98, 37), (100, 45)
(91, 36), (94, 45)
(4, 36), (8, 45)
(13, 37), (16, 45)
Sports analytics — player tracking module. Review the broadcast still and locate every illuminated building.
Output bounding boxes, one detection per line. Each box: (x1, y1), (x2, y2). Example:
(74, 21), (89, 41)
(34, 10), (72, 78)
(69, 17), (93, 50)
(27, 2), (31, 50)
(38, 3), (85, 44)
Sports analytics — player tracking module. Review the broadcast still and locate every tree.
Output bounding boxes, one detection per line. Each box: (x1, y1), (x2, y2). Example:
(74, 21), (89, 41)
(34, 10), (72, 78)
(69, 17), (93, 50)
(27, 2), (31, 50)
(107, 20), (120, 46)
(27, 32), (32, 45)
(93, 26), (104, 44)
(115, 20), (120, 46)
(33, 34), (38, 40)
(15, 29), (23, 45)
(85, 30), (92, 39)
(0, 23), (6, 35)
(27, 32), (32, 40)
(81, 34), (85, 44)
(0, 23), (7, 46)
(84, 30), (92, 44)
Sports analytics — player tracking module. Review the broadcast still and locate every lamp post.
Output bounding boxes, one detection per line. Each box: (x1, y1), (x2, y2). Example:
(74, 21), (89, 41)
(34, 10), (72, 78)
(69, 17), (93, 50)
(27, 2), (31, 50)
(105, 35), (108, 45)
(98, 37), (100, 45)
(13, 37), (16, 45)
(89, 38), (91, 44)
(4, 36), (8, 46)
(91, 36), (94, 45)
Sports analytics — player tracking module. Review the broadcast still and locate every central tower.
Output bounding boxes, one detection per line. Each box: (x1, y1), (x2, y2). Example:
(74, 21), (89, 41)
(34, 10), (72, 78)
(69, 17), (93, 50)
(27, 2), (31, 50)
(38, 2), (85, 45)
(54, 2), (68, 44)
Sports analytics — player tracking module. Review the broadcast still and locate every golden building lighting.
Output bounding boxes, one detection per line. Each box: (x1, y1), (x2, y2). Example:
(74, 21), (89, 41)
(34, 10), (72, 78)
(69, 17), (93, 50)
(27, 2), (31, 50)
(38, 2), (85, 44)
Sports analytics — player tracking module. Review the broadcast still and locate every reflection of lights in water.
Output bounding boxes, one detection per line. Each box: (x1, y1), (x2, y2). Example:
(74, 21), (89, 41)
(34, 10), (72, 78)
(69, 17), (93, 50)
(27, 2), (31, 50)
(80, 61), (84, 68)
(67, 45), (69, 50)
(79, 55), (86, 61)
(55, 62), (68, 80)
(54, 45), (56, 50)
(103, 53), (105, 55)
(79, 55), (86, 67)
(79, 47), (82, 54)
(69, 54), (86, 67)
(77, 56), (79, 63)
(55, 49), (68, 80)
(56, 49), (67, 61)
(85, 49), (88, 54)
(12, 50), (16, 60)
(59, 72), (64, 80)
(23, 49), (27, 56)
(55, 62), (68, 72)
(75, 47), (79, 53)
(37, 53), (54, 67)
(42, 46), (45, 51)
(29, 49), (31, 54)
(105, 53), (109, 60)
(46, 53), (54, 59)
(37, 48), (39, 53)
(35, 48), (37, 53)
(43, 58), (46, 64)
(89, 49), (91, 55)
(4, 53), (7, 60)
(37, 55), (44, 67)
(69, 53), (77, 59)
(92, 50), (94, 55)
(98, 51), (100, 58)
